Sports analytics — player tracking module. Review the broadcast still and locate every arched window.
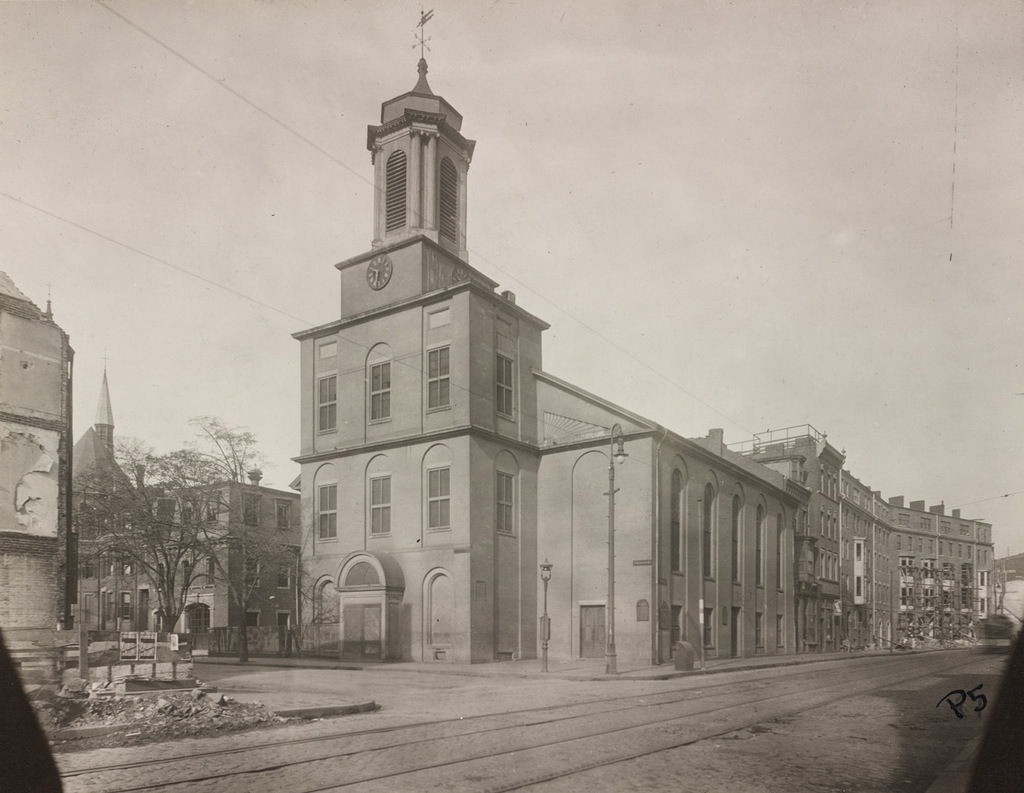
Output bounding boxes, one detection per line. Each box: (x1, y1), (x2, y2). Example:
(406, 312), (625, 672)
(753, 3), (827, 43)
(367, 345), (392, 424)
(670, 470), (683, 573)
(385, 151), (407, 232)
(345, 561), (380, 587)
(314, 579), (339, 623)
(756, 505), (765, 586)
(702, 483), (715, 578)
(439, 157), (458, 245)
(731, 496), (742, 583)
(776, 513), (785, 591)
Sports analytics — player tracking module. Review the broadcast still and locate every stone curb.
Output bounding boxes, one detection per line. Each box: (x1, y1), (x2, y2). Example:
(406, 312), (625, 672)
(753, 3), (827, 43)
(51, 723), (133, 741)
(270, 701), (378, 719)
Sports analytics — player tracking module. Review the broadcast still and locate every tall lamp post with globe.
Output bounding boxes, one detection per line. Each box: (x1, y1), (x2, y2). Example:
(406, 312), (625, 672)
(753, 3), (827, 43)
(606, 423), (628, 675)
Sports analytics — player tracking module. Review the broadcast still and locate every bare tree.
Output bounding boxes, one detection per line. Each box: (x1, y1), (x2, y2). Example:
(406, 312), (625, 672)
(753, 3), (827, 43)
(76, 418), (298, 663)
(75, 439), (218, 632)
(189, 417), (293, 663)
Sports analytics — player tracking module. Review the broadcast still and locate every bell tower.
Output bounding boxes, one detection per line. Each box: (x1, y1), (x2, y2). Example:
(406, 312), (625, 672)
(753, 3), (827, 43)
(367, 58), (476, 262)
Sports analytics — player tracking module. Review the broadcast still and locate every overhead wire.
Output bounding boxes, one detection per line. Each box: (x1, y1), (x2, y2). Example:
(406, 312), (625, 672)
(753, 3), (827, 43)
(87, 0), (755, 439)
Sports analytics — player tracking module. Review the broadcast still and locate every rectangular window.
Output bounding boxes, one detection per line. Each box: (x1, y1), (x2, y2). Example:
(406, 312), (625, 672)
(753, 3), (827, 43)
(277, 565), (291, 589)
(370, 362), (391, 422)
(496, 472), (514, 535)
(245, 611), (260, 627)
(427, 346), (451, 410)
(855, 576), (863, 597)
(120, 592), (132, 621)
(318, 375), (337, 431)
(755, 612), (764, 648)
(370, 476), (391, 535)
(318, 484), (337, 540)
(496, 354), (514, 416)
(703, 607), (714, 648)
(276, 500), (290, 530)
(776, 614), (785, 648)
(82, 558), (96, 580)
(243, 494), (260, 526)
(427, 467), (451, 530)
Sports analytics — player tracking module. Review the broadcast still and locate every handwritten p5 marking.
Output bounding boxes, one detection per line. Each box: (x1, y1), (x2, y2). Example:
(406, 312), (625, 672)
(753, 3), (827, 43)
(936, 684), (986, 719)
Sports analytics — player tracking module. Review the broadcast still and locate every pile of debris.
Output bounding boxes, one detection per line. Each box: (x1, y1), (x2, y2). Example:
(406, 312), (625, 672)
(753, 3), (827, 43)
(33, 680), (285, 751)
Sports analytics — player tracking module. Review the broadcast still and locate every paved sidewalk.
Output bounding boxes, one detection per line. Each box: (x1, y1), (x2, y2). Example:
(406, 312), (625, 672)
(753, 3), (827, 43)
(196, 644), (930, 682)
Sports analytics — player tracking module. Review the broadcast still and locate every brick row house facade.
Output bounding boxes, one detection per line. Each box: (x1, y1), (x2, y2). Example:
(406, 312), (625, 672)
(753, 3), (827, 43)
(72, 376), (301, 641)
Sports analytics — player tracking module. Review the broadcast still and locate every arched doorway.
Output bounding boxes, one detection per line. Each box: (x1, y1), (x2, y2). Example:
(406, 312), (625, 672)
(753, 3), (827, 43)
(424, 569), (454, 661)
(336, 552), (405, 661)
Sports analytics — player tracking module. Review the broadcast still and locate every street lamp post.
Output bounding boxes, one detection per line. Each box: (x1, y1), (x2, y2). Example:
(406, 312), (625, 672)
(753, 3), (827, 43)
(540, 559), (553, 672)
(606, 423), (628, 675)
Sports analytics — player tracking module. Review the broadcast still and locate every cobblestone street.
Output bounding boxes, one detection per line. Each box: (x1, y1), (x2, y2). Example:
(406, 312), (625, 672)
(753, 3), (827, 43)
(54, 649), (1006, 792)
(526, 661), (1000, 792)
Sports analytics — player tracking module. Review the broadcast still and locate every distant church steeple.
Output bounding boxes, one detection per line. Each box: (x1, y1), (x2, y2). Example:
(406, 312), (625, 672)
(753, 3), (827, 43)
(94, 369), (114, 455)
(367, 55), (476, 261)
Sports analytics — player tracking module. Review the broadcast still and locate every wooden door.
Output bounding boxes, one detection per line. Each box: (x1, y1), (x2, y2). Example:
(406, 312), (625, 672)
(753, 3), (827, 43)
(342, 604), (382, 661)
(580, 606), (605, 658)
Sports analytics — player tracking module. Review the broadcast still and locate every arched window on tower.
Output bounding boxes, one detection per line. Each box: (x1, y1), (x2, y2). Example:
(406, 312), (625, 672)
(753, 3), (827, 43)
(386, 151), (407, 232)
(439, 156), (458, 245)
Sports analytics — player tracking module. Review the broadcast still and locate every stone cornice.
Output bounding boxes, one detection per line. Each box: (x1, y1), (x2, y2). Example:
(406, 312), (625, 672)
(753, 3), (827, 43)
(294, 425), (542, 467)
(367, 112), (476, 158)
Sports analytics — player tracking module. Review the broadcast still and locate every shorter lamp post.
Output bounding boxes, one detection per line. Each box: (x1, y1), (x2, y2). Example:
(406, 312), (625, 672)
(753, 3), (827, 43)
(539, 559), (553, 672)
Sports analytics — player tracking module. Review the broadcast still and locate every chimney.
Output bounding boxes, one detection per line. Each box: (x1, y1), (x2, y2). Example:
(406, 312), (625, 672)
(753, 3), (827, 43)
(247, 468), (263, 486)
(500, 290), (516, 304)
(910, 500), (925, 511)
(889, 496), (904, 508)
(929, 502), (945, 515)
(708, 428), (724, 455)
(952, 509), (961, 519)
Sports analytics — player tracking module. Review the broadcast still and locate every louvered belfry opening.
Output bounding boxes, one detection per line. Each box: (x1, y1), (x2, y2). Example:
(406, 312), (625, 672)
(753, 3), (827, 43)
(438, 156), (458, 245)
(385, 150), (408, 232)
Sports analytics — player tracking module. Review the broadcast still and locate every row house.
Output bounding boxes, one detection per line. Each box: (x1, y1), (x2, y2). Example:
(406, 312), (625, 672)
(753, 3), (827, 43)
(72, 377), (301, 639)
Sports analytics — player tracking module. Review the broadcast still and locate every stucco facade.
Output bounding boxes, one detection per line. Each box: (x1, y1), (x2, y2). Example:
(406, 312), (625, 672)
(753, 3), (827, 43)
(294, 61), (809, 666)
(0, 273), (73, 680)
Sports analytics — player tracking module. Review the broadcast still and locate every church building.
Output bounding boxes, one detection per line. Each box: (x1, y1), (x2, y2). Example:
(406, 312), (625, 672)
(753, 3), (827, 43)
(295, 58), (810, 667)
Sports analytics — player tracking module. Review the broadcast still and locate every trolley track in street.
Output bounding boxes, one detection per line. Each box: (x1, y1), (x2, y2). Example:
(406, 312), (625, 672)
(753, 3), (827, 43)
(59, 651), (983, 793)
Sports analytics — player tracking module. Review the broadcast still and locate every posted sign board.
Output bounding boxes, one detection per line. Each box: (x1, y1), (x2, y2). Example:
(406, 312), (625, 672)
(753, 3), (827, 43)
(120, 631), (139, 660)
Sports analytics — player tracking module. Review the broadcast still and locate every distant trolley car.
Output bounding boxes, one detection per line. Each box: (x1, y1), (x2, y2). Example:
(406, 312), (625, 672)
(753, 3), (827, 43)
(976, 614), (1016, 652)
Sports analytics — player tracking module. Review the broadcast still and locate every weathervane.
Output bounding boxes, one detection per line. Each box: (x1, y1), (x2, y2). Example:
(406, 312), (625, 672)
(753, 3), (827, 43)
(414, 8), (434, 58)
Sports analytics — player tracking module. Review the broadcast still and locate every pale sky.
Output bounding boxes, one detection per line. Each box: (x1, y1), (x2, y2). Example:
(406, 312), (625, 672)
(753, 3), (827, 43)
(3, 1), (1022, 552)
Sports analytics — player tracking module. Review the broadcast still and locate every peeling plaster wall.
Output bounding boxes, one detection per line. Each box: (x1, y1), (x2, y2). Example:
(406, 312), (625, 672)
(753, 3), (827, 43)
(0, 422), (59, 537)
(0, 277), (72, 641)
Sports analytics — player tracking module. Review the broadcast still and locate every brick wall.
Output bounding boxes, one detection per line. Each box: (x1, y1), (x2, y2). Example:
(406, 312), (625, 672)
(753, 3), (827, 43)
(0, 536), (59, 628)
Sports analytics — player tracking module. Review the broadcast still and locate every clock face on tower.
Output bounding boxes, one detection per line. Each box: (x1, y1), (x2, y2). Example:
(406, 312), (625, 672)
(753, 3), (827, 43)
(366, 254), (393, 290)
